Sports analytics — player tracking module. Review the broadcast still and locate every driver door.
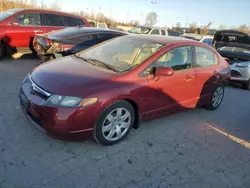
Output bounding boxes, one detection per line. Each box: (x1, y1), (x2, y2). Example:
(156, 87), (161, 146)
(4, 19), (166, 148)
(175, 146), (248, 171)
(142, 46), (197, 119)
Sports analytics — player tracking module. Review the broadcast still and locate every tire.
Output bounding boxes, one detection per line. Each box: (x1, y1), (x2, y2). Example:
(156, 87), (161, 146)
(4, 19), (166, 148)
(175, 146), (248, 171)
(0, 42), (6, 60)
(242, 80), (250, 90)
(40, 55), (55, 63)
(204, 86), (224, 111)
(93, 100), (135, 146)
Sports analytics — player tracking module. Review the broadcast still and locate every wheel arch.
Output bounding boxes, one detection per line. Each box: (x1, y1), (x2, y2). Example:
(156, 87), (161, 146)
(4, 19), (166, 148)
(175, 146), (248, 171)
(96, 96), (141, 129)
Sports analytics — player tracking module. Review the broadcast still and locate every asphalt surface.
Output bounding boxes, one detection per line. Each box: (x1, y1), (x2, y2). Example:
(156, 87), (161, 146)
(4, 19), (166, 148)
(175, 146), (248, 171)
(0, 55), (250, 188)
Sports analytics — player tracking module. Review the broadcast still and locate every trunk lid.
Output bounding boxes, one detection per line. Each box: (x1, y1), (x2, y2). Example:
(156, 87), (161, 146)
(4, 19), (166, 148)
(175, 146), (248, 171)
(213, 30), (250, 50)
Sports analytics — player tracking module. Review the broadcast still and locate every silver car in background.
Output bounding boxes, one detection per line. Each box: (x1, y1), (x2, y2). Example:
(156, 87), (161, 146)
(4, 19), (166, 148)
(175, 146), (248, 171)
(213, 30), (250, 90)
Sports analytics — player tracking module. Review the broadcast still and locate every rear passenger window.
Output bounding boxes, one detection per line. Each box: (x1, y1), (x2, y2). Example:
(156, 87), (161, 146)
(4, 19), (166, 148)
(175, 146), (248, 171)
(14, 13), (41, 26)
(43, 13), (64, 26)
(150, 29), (160, 35)
(161, 30), (166, 35)
(194, 47), (218, 67)
(63, 16), (85, 26)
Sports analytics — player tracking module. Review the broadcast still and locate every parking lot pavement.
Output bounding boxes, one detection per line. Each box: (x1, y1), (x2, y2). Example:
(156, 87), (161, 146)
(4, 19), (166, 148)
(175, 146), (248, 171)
(1, 56), (250, 188)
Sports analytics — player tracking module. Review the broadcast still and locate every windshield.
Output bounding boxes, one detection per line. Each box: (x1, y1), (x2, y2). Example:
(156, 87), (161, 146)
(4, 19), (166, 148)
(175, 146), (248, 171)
(0, 9), (23, 22)
(129, 26), (152, 34)
(77, 36), (163, 72)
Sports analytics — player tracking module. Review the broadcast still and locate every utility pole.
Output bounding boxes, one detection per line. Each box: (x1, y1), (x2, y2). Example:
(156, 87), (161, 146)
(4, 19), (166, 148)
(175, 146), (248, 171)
(151, 1), (156, 12)
(185, 16), (188, 33)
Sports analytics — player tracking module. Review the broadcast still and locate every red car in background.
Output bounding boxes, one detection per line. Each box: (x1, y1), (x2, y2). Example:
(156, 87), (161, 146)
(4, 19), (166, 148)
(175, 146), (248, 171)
(19, 35), (230, 145)
(0, 8), (90, 59)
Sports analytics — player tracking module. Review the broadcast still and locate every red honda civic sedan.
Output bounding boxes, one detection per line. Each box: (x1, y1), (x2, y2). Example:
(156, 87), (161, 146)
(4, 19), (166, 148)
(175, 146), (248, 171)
(19, 35), (230, 145)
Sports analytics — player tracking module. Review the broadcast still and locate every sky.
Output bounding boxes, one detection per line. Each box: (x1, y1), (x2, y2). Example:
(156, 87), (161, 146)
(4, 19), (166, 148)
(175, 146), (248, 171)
(37, 0), (250, 29)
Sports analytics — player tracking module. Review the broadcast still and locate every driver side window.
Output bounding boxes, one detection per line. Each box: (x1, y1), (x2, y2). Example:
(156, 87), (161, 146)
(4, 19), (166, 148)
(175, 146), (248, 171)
(156, 46), (193, 71)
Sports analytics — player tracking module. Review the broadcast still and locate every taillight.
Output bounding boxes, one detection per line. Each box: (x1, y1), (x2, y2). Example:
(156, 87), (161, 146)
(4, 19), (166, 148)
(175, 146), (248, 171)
(61, 44), (74, 50)
(226, 66), (231, 78)
(44, 38), (53, 46)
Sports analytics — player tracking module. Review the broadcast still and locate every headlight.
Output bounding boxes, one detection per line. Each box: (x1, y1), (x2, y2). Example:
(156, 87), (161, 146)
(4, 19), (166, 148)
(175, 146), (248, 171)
(44, 95), (98, 107)
(236, 62), (250, 68)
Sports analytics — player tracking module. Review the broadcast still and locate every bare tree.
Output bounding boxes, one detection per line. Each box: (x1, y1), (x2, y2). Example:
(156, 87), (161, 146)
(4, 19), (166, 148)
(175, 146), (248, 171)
(189, 22), (198, 33)
(50, 0), (61, 11)
(200, 21), (213, 35)
(238, 25), (250, 34)
(145, 12), (158, 27)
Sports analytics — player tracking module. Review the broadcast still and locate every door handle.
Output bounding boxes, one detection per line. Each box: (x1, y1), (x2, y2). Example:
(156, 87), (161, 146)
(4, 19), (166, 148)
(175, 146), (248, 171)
(184, 75), (195, 82)
(34, 30), (43, 33)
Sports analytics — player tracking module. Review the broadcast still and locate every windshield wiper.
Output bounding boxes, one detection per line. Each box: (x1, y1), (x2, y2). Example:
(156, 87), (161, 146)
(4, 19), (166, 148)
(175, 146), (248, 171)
(73, 54), (92, 63)
(87, 58), (120, 73)
(73, 54), (119, 73)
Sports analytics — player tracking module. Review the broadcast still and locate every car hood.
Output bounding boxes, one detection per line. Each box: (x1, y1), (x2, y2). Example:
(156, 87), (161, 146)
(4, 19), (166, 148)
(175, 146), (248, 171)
(31, 55), (116, 97)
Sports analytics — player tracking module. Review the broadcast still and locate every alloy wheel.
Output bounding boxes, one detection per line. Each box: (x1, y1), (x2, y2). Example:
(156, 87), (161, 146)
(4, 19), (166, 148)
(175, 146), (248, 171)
(212, 87), (224, 108)
(102, 108), (131, 141)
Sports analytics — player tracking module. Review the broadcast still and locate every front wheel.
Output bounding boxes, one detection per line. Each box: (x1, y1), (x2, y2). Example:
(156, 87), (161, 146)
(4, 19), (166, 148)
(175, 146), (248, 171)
(93, 100), (135, 146)
(242, 80), (250, 90)
(204, 86), (224, 110)
(40, 54), (55, 63)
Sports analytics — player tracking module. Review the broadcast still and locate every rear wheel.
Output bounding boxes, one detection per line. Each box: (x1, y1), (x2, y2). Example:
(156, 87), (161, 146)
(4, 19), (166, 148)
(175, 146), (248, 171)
(204, 86), (224, 110)
(93, 100), (135, 145)
(40, 54), (55, 63)
(242, 80), (250, 90)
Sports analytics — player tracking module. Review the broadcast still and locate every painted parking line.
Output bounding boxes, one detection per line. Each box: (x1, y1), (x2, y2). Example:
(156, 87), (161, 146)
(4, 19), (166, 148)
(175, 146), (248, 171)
(205, 123), (250, 150)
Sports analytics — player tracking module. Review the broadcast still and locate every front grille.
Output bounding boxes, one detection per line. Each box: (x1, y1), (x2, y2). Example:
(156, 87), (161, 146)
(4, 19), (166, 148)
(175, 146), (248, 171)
(28, 112), (42, 127)
(231, 70), (242, 77)
(28, 75), (51, 100)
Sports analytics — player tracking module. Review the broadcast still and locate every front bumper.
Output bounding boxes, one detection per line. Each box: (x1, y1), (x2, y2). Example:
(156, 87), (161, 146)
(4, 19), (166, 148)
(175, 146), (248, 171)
(19, 76), (97, 140)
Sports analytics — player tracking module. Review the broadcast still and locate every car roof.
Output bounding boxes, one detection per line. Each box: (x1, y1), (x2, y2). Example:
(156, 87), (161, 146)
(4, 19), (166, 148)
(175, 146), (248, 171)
(126, 34), (193, 45)
(18, 8), (84, 18)
(135, 25), (168, 30)
(43, 27), (125, 41)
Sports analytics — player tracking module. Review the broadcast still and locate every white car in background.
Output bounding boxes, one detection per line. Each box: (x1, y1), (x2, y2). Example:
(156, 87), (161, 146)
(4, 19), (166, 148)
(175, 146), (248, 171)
(128, 26), (169, 36)
(181, 33), (214, 46)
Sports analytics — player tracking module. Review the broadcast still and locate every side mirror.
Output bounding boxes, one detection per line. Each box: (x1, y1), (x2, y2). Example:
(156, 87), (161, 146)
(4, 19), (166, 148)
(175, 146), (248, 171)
(9, 20), (19, 26)
(155, 67), (174, 77)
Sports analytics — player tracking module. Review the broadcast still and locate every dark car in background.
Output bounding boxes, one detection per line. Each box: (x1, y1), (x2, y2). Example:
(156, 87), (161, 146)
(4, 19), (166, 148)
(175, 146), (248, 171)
(213, 30), (250, 90)
(33, 27), (126, 63)
(0, 8), (90, 59)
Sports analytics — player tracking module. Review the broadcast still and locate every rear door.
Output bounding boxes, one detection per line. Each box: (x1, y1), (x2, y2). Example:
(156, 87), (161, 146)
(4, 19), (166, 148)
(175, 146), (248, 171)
(42, 13), (66, 33)
(5, 12), (46, 49)
(192, 46), (220, 103)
